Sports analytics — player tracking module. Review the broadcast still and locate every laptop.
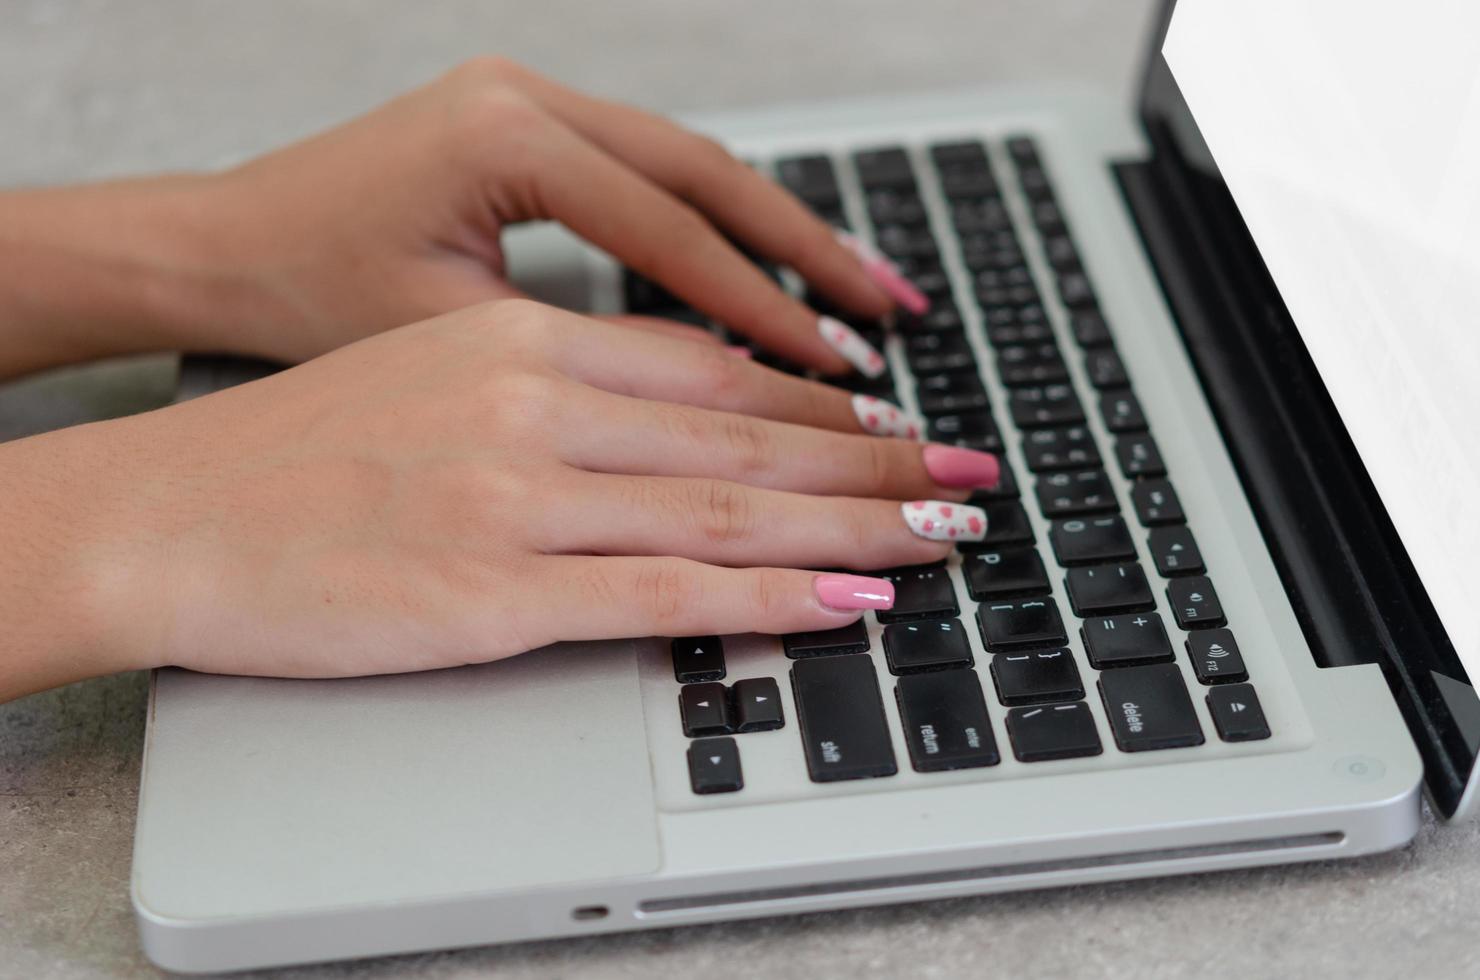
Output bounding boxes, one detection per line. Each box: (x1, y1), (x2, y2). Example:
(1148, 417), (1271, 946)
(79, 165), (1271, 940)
(135, 0), (1480, 972)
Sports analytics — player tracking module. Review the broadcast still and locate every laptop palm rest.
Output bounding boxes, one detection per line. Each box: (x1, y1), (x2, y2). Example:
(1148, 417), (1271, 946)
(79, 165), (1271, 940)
(134, 641), (661, 922)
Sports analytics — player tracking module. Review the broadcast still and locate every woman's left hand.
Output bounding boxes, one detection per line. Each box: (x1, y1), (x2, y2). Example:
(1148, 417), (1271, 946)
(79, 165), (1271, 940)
(187, 57), (921, 372)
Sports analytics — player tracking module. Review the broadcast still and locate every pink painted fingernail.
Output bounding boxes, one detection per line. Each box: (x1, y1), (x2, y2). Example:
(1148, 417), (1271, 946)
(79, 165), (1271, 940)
(837, 230), (930, 316)
(901, 500), (988, 542)
(818, 315), (887, 378)
(851, 393), (924, 440)
(725, 345), (754, 358)
(814, 573), (895, 611)
(922, 444), (1001, 488)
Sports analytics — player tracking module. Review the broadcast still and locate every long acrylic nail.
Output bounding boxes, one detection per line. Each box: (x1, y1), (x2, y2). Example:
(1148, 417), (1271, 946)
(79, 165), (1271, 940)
(817, 315), (887, 378)
(922, 444), (1000, 488)
(814, 573), (895, 611)
(852, 394), (924, 440)
(837, 230), (930, 315)
(901, 500), (988, 542)
(724, 345), (754, 359)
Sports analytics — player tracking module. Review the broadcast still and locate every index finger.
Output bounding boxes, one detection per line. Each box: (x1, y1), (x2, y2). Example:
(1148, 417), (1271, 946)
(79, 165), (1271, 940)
(485, 61), (923, 321)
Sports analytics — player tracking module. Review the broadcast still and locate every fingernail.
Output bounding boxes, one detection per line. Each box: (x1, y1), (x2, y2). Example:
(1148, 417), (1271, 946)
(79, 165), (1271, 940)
(725, 345), (754, 358)
(837, 230), (930, 316)
(818, 315), (887, 378)
(922, 444), (1000, 488)
(851, 394), (924, 440)
(901, 500), (988, 542)
(814, 573), (895, 611)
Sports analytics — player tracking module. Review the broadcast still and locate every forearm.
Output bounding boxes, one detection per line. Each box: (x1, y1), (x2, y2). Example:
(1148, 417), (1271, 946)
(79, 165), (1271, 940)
(0, 177), (254, 378)
(0, 418), (160, 701)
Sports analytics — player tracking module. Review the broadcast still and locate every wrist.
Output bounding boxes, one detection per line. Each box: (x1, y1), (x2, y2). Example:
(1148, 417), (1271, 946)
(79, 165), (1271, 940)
(0, 417), (168, 700)
(0, 175), (283, 375)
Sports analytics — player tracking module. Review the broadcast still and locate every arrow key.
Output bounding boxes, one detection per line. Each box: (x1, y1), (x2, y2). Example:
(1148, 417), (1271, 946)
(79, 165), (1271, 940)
(1207, 684), (1271, 741)
(733, 678), (785, 732)
(687, 737), (744, 794)
(680, 682), (733, 737)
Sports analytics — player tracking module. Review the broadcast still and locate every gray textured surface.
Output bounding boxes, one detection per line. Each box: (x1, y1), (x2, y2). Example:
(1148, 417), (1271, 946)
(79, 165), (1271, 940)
(4, 2), (1476, 978)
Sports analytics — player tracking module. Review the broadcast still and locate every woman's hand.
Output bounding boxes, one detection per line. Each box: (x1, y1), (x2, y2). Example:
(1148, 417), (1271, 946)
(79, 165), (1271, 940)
(190, 58), (923, 373)
(0, 300), (996, 695)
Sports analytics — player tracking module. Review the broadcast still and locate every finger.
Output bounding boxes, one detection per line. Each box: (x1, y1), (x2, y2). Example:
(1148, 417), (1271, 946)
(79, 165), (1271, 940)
(500, 100), (883, 375)
(540, 472), (956, 569)
(541, 309), (905, 435)
(596, 313), (726, 347)
(532, 556), (895, 639)
(554, 384), (1000, 500)
(490, 61), (920, 317)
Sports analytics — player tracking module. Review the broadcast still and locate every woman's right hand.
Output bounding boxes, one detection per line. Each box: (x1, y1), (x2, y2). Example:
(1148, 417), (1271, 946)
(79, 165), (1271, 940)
(48, 300), (998, 684)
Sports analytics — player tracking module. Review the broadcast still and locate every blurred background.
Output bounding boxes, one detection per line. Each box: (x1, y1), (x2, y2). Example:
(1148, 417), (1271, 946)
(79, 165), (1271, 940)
(0, 0), (1155, 439)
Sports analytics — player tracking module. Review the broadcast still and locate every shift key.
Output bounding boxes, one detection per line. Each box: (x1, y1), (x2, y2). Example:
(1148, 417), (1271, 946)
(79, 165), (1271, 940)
(791, 655), (898, 782)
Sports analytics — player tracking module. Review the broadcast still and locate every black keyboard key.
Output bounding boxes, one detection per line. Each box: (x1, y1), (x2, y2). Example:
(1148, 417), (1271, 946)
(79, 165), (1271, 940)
(931, 140), (990, 165)
(1065, 563), (1156, 616)
(1100, 390), (1148, 433)
(1042, 233), (1080, 271)
(883, 618), (974, 674)
(963, 548), (1051, 600)
(907, 332), (977, 374)
(791, 654), (898, 781)
(1006, 702), (1102, 761)
(1023, 425), (1101, 472)
(1006, 135), (1041, 166)
(928, 413), (1000, 447)
(997, 343), (1069, 387)
(867, 188), (927, 226)
(958, 500), (1034, 549)
(1056, 271), (1096, 309)
(1148, 525), (1205, 576)
(775, 155), (841, 208)
(977, 598), (1068, 652)
(938, 168), (999, 200)
(1132, 479), (1186, 526)
(873, 225), (940, 262)
(916, 370), (984, 399)
(1186, 628), (1249, 684)
(687, 737), (743, 794)
(672, 636), (726, 683)
(1035, 469), (1118, 517)
(1009, 384), (1085, 428)
(1085, 348), (1129, 389)
(1081, 612), (1173, 668)
(732, 678), (785, 732)
(854, 146), (916, 189)
(1049, 516), (1136, 566)
(918, 389), (993, 416)
(1207, 684), (1270, 741)
(1070, 309), (1113, 347)
(680, 682), (732, 737)
(991, 648), (1083, 706)
(623, 272), (682, 314)
(783, 620), (871, 658)
(1115, 434), (1166, 479)
(951, 198), (1012, 234)
(968, 460), (1019, 501)
(877, 564), (959, 623)
(899, 304), (966, 334)
(1098, 663), (1204, 752)
(1168, 576), (1227, 630)
(1029, 199), (1066, 235)
(986, 318), (1055, 347)
(896, 670), (1000, 771)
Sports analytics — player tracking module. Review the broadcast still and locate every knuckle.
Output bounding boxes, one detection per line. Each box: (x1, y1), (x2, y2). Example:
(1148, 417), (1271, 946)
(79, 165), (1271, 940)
(862, 435), (895, 493)
(450, 54), (522, 86)
(633, 563), (695, 630)
(746, 568), (789, 621)
(719, 414), (776, 477)
(490, 370), (562, 433)
(690, 479), (756, 546)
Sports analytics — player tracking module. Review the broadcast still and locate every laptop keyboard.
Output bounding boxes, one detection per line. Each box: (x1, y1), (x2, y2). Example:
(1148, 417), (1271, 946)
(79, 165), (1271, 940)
(623, 135), (1273, 795)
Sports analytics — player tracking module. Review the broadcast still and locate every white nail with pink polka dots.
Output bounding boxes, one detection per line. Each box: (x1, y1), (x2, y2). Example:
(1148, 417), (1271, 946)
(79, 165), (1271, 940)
(901, 500), (988, 542)
(818, 315), (887, 378)
(851, 394), (924, 440)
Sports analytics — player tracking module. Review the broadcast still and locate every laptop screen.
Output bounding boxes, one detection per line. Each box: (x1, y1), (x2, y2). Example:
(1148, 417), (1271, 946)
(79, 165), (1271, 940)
(1137, 0), (1480, 814)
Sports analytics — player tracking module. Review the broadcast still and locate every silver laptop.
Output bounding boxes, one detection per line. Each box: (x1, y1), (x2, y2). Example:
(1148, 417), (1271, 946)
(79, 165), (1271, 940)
(134, 1), (1480, 972)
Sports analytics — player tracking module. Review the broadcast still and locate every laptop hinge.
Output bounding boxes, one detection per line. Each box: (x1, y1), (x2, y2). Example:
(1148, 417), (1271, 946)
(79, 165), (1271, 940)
(1112, 144), (1477, 818)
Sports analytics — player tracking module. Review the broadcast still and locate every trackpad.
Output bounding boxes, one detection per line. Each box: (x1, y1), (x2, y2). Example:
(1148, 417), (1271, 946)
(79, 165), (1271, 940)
(134, 642), (660, 920)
